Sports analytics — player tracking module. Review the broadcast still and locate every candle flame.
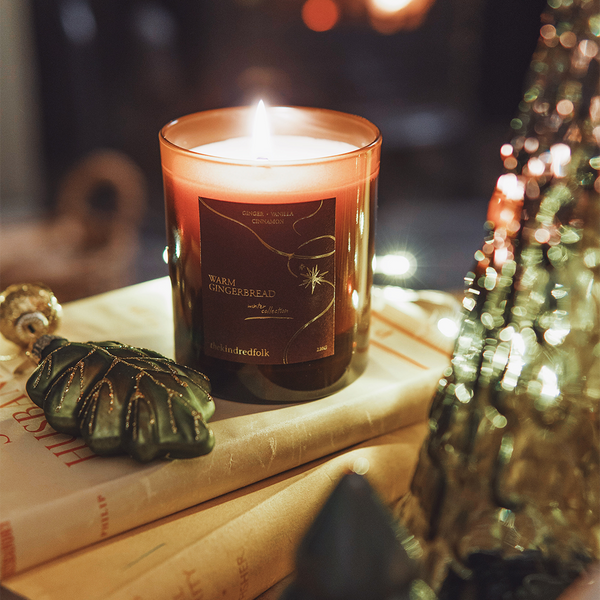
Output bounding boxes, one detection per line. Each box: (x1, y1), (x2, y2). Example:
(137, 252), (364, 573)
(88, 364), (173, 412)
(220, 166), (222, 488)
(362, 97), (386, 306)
(252, 100), (272, 160)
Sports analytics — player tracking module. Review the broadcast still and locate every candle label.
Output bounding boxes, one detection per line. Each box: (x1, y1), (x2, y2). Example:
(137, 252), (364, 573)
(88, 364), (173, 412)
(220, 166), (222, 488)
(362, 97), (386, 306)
(199, 196), (336, 364)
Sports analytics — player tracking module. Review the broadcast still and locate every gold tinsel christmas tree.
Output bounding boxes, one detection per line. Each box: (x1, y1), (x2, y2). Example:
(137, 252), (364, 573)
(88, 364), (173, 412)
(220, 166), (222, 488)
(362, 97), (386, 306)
(397, 0), (600, 598)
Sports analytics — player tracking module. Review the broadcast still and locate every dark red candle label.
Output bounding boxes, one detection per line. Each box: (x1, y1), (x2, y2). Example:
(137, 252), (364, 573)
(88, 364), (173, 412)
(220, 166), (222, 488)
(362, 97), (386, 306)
(199, 196), (336, 364)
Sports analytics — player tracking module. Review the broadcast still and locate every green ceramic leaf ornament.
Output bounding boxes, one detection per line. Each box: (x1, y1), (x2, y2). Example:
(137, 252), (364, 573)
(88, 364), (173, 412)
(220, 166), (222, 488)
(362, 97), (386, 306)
(26, 336), (215, 463)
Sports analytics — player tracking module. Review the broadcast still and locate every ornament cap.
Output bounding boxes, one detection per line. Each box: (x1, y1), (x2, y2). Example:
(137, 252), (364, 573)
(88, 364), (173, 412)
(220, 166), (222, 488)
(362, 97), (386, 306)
(0, 283), (62, 348)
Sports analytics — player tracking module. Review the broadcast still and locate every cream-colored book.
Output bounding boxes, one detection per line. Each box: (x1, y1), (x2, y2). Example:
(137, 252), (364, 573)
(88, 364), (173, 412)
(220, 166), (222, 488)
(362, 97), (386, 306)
(5, 422), (428, 600)
(0, 278), (454, 579)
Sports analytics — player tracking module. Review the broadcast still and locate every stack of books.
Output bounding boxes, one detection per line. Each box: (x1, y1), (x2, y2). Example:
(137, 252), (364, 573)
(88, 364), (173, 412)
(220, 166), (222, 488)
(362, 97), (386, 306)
(0, 278), (456, 600)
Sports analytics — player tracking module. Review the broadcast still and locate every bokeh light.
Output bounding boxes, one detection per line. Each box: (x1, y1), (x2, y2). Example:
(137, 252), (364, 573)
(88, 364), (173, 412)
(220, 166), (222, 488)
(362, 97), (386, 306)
(560, 31), (577, 48)
(540, 24), (556, 40)
(497, 173), (525, 200)
(374, 252), (417, 278)
(556, 99), (574, 116)
(535, 228), (551, 244)
(527, 157), (546, 176)
(524, 137), (540, 153)
(438, 317), (459, 339)
(550, 142), (571, 176)
(371, 0), (414, 13)
(302, 0), (339, 32)
(580, 39), (599, 58)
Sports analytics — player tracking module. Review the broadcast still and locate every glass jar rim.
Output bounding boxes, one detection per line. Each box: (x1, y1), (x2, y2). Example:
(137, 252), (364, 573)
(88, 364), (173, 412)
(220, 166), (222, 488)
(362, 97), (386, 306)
(159, 105), (382, 167)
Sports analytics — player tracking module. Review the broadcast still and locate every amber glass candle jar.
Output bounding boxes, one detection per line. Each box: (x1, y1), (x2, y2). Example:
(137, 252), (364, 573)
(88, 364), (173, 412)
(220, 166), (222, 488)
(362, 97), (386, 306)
(159, 105), (381, 402)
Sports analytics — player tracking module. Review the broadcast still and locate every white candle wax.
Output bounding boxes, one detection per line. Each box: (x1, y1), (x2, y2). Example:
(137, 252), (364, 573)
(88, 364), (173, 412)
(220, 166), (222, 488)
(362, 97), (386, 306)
(192, 135), (358, 161)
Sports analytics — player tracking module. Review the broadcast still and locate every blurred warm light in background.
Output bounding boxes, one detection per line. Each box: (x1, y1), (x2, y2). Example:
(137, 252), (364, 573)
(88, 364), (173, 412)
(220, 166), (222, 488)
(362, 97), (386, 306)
(366, 0), (436, 33)
(496, 173), (524, 201)
(300, 0), (436, 34)
(371, 0), (413, 13)
(550, 142), (571, 177)
(3, 0), (541, 298)
(527, 156), (545, 177)
(302, 0), (340, 32)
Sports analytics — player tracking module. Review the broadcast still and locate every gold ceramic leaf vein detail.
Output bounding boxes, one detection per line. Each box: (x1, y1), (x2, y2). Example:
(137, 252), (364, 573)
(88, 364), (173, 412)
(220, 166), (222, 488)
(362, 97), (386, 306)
(59, 359), (88, 411)
(79, 373), (116, 435)
(39, 346), (96, 411)
(35, 342), (210, 440)
(124, 367), (208, 442)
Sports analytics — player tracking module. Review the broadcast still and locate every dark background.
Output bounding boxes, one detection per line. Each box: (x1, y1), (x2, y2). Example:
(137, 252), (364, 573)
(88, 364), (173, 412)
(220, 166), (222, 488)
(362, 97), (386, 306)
(1, 0), (547, 295)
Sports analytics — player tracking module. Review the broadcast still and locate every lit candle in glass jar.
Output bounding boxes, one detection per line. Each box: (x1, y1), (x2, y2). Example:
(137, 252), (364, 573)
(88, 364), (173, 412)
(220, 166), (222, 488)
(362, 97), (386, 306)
(159, 102), (381, 403)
